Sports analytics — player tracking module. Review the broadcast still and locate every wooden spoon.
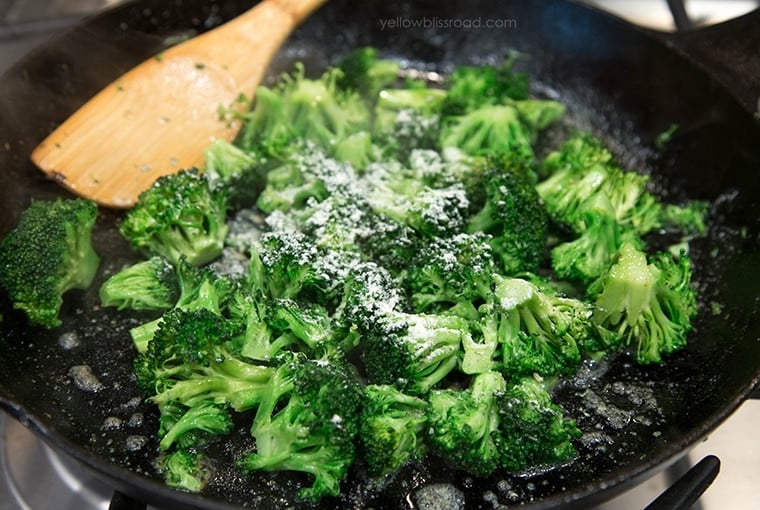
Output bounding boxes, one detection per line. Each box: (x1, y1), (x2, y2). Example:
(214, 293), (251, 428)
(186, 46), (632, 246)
(31, 0), (326, 208)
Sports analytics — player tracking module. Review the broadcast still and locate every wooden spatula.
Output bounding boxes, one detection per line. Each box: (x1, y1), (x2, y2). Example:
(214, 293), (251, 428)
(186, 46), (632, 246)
(31, 0), (326, 208)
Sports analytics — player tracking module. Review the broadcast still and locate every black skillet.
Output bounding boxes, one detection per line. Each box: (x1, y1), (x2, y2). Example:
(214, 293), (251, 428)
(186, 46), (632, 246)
(1, 1), (759, 509)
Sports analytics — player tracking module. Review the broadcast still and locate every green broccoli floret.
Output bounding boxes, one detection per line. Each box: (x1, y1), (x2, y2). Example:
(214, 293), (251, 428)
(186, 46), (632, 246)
(426, 371), (507, 476)
(334, 261), (405, 333)
(157, 400), (233, 452)
(659, 201), (710, 235)
(492, 275), (587, 380)
(497, 376), (581, 471)
(267, 298), (349, 355)
(336, 46), (401, 103)
(365, 161), (471, 237)
(359, 384), (429, 477)
(236, 64), (370, 158)
(134, 308), (272, 412)
(256, 147), (359, 214)
(120, 169), (229, 266)
(361, 310), (466, 395)
(0, 198), (100, 328)
(440, 104), (535, 160)
(333, 130), (381, 170)
(129, 258), (235, 353)
(511, 99), (566, 138)
(537, 134), (664, 237)
(407, 232), (496, 313)
(159, 449), (209, 492)
(203, 139), (268, 208)
(550, 195), (642, 285)
(466, 158), (548, 274)
(99, 256), (177, 311)
(589, 242), (697, 364)
(248, 230), (328, 301)
(241, 352), (364, 502)
(441, 56), (530, 116)
(358, 213), (422, 275)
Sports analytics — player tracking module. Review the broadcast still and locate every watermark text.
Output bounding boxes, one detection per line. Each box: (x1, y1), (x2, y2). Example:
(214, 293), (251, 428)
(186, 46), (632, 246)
(379, 16), (517, 31)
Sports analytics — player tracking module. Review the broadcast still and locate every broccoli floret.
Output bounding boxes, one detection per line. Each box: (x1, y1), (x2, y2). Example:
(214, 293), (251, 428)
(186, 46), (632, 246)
(358, 213), (422, 275)
(129, 259), (235, 353)
(267, 298), (350, 355)
(241, 352), (364, 502)
(334, 261), (405, 333)
(99, 256), (177, 311)
(589, 243), (697, 364)
(439, 104), (534, 160)
(236, 64), (370, 158)
(203, 139), (268, 208)
(372, 86), (445, 159)
(333, 130), (381, 170)
(441, 56), (530, 116)
(426, 371), (507, 476)
(407, 232), (496, 313)
(157, 400), (233, 451)
(0, 198), (100, 328)
(497, 376), (581, 471)
(659, 201), (709, 235)
(120, 169), (229, 266)
(134, 308), (273, 412)
(159, 449), (209, 492)
(248, 230), (327, 301)
(296, 193), (375, 252)
(336, 46), (401, 103)
(537, 134), (661, 237)
(365, 162), (470, 237)
(492, 275), (586, 380)
(359, 384), (428, 477)
(466, 158), (548, 274)
(550, 196), (642, 285)
(511, 99), (566, 138)
(256, 147), (359, 214)
(361, 310), (466, 395)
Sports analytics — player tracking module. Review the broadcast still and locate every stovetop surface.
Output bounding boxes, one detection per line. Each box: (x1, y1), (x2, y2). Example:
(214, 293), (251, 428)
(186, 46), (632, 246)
(1, 1), (759, 509)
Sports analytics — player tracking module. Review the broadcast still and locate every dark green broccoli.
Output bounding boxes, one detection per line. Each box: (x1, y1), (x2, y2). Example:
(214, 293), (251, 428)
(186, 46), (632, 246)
(134, 308), (272, 412)
(492, 275), (587, 380)
(426, 371), (507, 476)
(129, 258), (235, 353)
(361, 310), (466, 395)
(441, 56), (530, 116)
(589, 242), (697, 364)
(236, 64), (371, 158)
(358, 212), (422, 274)
(203, 139), (268, 208)
(241, 352), (364, 502)
(120, 169), (229, 266)
(466, 157), (548, 274)
(497, 376), (581, 471)
(157, 400), (233, 452)
(359, 384), (429, 477)
(0, 198), (99, 328)
(336, 46), (401, 103)
(99, 256), (177, 311)
(407, 232), (497, 313)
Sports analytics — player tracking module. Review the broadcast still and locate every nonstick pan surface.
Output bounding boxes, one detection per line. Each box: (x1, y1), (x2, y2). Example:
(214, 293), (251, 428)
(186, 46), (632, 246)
(1, 1), (759, 509)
